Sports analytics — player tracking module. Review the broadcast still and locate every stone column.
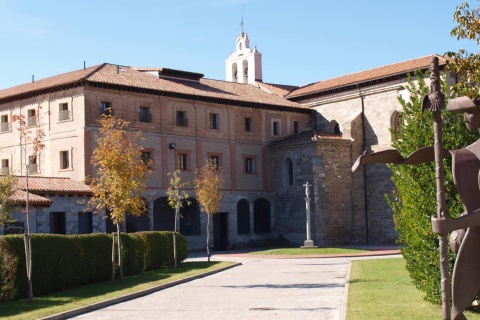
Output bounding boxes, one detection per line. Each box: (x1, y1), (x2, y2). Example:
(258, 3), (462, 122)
(301, 181), (317, 248)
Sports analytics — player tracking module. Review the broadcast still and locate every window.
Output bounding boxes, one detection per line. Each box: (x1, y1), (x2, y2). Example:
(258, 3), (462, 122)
(244, 156), (256, 174)
(60, 150), (70, 170)
(141, 151), (153, 168)
(1, 115), (9, 132)
(209, 113), (219, 129)
(139, 106), (152, 122)
(100, 102), (112, 116)
(208, 153), (222, 169)
(28, 155), (37, 173)
(244, 117), (253, 132)
(1, 159), (9, 174)
(177, 153), (188, 170)
(293, 121), (300, 134)
(283, 158), (294, 186)
(272, 121), (280, 136)
(391, 110), (403, 140)
(58, 103), (70, 121)
(78, 212), (93, 234)
(27, 109), (36, 126)
(176, 111), (188, 127)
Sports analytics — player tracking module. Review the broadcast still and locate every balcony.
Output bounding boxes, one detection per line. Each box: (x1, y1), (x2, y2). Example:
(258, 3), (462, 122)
(58, 110), (71, 121)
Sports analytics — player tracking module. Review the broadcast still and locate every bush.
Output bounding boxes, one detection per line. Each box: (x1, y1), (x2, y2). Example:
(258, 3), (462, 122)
(0, 231), (188, 302)
(388, 71), (479, 303)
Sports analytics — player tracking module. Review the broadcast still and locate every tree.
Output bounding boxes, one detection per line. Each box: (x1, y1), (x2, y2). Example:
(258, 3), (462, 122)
(166, 169), (190, 268)
(88, 115), (150, 281)
(194, 159), (224, 262)
(388, 71), (478, 304)
(0, 174), (17, 226)
(446, 1), (480, 99)
(12, 103), (46, 303)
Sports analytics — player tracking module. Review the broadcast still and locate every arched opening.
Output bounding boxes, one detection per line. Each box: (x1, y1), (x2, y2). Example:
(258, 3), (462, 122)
(242, 60), (248, 84)
(390, 110), (403, 140)
(282, 158), (294, 187)
(327, 120), (341, 135)
(237, 199), (250, 234)
(254, 198), (271, 233)
(126, 199), (150, 233)
(232, 63), (238, 82)
(153, 197), (201, 236)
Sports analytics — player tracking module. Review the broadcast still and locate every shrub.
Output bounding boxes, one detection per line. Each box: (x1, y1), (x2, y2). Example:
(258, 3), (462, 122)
(0, 231), (188, 302)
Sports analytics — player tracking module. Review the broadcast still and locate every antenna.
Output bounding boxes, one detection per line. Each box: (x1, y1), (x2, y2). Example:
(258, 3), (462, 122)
(240, 5), (244, 33)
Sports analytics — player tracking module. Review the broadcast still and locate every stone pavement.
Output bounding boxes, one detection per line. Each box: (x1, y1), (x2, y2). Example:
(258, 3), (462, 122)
(66, 246), (401, 320)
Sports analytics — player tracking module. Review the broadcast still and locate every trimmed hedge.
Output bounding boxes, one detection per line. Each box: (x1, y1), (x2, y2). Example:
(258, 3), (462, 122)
(0, 231), (188, 302)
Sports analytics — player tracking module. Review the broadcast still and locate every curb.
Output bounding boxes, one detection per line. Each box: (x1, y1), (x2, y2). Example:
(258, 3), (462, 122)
(39, 262), (242, 320)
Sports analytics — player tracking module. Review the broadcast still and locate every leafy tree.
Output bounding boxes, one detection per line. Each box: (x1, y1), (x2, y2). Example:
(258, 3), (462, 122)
(166, 169), (190, 268)
(12, 103), (46, 302)
(88, 115), (150, 281)
(194, 159), (224, 262)
(0, 174), (17, 226)
(446, 1), (480, 99)
(388, 71), (478, 304)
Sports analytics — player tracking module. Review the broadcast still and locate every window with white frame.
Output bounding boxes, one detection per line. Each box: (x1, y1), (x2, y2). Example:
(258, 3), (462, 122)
(27, 109), (37, 126)
(59, 150), (70, 170)
(1, 115), (9, 132)
(58, 103), (70, 121)
(28, 155), (38, 173)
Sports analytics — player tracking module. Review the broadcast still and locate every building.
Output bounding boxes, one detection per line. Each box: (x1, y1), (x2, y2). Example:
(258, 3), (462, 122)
(0, 32), (450, 248)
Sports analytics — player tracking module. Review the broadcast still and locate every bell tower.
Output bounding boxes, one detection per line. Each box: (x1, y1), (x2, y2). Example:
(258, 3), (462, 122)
(226, 32), (262, 84)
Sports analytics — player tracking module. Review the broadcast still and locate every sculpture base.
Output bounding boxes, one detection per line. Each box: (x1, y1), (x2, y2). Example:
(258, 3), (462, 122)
(301, 240), (317, 248)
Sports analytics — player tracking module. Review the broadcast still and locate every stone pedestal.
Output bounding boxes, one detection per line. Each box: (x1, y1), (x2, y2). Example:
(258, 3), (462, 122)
(301, 240), (318, 248)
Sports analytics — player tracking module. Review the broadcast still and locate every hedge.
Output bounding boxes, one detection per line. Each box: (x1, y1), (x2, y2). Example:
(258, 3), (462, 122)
(0, 231), (188, 302)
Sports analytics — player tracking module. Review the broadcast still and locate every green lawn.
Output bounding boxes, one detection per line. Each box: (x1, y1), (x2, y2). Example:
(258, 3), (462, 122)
(249, 247), (369, 255)
(0, 261), (235, 320)
(347, 258), (480, 319)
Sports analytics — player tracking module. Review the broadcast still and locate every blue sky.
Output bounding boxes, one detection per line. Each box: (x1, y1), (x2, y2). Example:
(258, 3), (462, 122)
(0, 0), (477, 89)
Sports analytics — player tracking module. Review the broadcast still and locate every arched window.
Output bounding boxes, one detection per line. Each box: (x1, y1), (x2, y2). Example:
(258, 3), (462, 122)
(282, 158), (294, 187)
(254, 198), (271, 233)
(126, 199), (150, 233)
(153, 197), (200, 236)
(232, 63), (238, 82)
(237, 199), (250, 234)
(242, 60), (249, 83)
(390, 110), (403, 140)
(153, 197), (174, 231)
(327, 120), (341, 135)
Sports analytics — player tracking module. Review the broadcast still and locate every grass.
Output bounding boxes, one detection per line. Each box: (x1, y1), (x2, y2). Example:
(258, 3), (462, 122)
(347, 258), (480, 320)
(0, 261), (234, 320)
(248, 247), (369, 255)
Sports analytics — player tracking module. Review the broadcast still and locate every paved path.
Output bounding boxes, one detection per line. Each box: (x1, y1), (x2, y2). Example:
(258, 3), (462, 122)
(68, 248), (401, 320)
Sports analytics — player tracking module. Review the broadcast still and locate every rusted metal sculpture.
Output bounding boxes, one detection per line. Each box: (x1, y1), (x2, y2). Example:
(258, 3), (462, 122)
(352, 57), (480, 320)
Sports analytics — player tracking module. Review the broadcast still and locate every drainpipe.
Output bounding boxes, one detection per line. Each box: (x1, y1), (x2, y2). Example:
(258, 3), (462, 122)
(357, 84), (369, 244)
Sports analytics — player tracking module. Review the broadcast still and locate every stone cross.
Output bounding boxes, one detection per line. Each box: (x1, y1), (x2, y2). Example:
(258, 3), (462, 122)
(301, 181), (316, 248)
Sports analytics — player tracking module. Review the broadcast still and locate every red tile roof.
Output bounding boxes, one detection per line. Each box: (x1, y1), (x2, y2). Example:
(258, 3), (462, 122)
(256, 81), (299, 97)
(11, 189), (52, 206)
(287, 54), (448, 99)
(0, 64), (309, 112)
(15, 176), (92, 194)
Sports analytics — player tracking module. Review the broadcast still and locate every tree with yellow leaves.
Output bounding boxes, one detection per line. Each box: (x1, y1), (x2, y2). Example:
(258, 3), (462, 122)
(88, 115), (150, 281)
(194, 159), (224, 262)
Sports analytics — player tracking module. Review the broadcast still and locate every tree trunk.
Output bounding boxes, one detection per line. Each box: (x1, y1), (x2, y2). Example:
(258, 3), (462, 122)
(111, 233), (116, 282)
(174, 208), (178, 268)
(116, 223), (123, 281)
(23, 233), (33, 302)
(207, 213), (210, 262)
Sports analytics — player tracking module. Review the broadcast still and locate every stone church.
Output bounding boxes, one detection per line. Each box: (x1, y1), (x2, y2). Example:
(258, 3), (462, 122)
(0, 32), (449, 249)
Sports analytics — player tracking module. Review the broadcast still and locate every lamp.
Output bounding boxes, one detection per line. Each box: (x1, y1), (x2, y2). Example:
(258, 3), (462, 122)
(169, 143), (176, 150)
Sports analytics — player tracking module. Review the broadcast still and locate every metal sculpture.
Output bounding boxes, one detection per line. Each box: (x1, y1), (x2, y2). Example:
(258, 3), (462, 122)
(352, 57), (480, 320)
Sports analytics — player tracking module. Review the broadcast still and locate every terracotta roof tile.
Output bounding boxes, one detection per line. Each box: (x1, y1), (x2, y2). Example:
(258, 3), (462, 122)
(15, 176), (92, 194)
(256, 81), (298, 97)
(270, 130), (348, 146)
(11, 189), (52, 206)
(0, 64), (309, 112)
(287, 54), (448, 98)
